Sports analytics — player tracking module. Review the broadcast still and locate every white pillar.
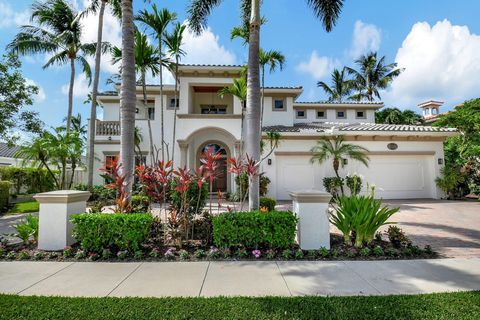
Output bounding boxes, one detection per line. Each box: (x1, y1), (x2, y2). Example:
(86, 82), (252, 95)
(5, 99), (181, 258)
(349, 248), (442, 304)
(289, 190), (332, 250)
(34, 190), (90, 251)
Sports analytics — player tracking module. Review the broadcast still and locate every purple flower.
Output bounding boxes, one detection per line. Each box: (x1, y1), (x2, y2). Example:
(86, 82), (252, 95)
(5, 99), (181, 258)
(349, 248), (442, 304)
(252, 249), (261, 258)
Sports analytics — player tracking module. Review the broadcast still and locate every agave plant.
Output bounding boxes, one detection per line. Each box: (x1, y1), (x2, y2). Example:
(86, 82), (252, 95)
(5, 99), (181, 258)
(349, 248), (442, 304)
(332, 191), (399, 248)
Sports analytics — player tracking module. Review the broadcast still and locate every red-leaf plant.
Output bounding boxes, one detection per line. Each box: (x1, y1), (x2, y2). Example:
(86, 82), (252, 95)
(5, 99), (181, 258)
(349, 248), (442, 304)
(200, 147), (223, 215)
(227, 156), (245, 212)
(136, 160), (173, 215)
(227, 154), (260, 211)
(100, 160), (132, 213)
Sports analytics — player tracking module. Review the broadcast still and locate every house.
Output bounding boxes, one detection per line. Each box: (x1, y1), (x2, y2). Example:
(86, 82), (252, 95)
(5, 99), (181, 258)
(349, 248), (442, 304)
(418, 100), (444, 124)
(0, 143), (22, 167)
(92, 64), (456, 200)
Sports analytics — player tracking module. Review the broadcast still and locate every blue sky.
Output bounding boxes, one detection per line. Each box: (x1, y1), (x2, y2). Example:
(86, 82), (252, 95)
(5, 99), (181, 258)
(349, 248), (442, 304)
(1, 0), (480, 131)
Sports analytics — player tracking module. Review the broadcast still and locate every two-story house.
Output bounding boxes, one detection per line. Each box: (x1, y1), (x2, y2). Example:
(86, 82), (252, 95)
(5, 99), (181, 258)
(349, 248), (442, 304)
(92, 64), (456, 200)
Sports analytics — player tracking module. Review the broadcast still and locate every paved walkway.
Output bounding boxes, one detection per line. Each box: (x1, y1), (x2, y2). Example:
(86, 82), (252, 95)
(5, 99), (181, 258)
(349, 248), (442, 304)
(1, 258), (479, 298)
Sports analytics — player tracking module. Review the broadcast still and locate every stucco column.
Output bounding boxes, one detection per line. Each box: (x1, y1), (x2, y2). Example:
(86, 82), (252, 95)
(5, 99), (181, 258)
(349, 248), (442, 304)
(234, 140), (242, 158)
(178, 140), (189, 168)
(34, 190), (90, 251)
(289, 190), (332, 250)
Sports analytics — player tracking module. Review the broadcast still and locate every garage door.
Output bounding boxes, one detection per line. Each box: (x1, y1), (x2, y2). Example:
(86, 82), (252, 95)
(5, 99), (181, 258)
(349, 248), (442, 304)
(355, 155), (434, 199)
(276, 156), (317, 200)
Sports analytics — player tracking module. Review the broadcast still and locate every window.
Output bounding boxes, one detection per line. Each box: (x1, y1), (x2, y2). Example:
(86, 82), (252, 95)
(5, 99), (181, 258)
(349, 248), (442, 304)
(201, 105), (227, 114)
(273, 99), (285, 111)
(296, 110), (306, 119)
(148, 107), (155, 120)
(168, 97), (179, 109)
(316, 111), (326, 119)
(104, 155), (119, 183)
(356, 111), (365, 119)
(337, 111), (346, 119)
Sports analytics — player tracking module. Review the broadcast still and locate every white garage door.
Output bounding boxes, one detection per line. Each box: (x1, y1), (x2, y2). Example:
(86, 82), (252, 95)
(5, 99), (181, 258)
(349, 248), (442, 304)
(275, 154), (435, 200)
(355, 155), (434, 199)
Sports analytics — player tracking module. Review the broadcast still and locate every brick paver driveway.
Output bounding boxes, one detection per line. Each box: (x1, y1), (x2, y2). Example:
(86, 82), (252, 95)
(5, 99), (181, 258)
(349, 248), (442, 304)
(382, 200), (480, 258)
(278, 199), (480, 258)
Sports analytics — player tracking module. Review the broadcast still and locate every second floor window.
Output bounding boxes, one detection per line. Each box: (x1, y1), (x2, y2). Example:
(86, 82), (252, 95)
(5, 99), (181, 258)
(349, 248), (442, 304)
(356, 111), (365, 118)
(273, 99), (285, 110)
(201, 106), (227, 114)
(169, 98), (179, 109)
(296, 110), (306, 118)
(317, 111), (326, 118)
(337, 111), (346, 119)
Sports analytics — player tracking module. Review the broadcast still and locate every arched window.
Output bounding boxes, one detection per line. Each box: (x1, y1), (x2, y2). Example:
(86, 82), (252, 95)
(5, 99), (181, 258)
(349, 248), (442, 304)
(200, 143), (227, 156)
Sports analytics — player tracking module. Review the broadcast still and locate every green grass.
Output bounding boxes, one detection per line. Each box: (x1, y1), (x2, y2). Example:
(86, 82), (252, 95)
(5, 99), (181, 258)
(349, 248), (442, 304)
(8, 201), (39, 214)
(0, 292), (479, 320)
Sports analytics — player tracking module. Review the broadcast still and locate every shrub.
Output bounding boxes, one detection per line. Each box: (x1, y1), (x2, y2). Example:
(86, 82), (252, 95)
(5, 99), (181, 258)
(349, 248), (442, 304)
(131, 195), (150, 212)
(281, 249), (292, 259)
(435, 166), (467, 199)
(345, 175), (362, 195)
(259, 197), (276, 212)
(18, 250), (30, 260)
(235, 173), (271, 199)
(294, 249), (304, 259)
(373, 246), (384, 257)
(63, 246), (74, 258)
(71, 213), (153, 253)
(386, 226), (411, 248)
(34, 251), (45, 260)
(179, 249), (190, 260)
(212, 210), (298, 249)
(194, 249), (206, 259)
(319, 247), (329, 258)
(74, 184), (116, 202)
(323, 177), (344, 197)
(331, 193), (399, 248)
(360, 247), (371, 257)
(169, 178), (208, 216)
(0, 181), (11, 213)
(0, 167), (57, 195)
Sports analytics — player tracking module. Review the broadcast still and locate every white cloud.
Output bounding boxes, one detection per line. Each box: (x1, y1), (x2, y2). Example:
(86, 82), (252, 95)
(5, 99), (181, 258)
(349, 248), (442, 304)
(349, 20), (381, 58)
(25, 78), (46, 103)
(0, 0), (29, 28)
(62, 74), (90, 98)
(182, 24), (236, 65)
(295, 51), (339, 80)
(384, 19), (480, 108)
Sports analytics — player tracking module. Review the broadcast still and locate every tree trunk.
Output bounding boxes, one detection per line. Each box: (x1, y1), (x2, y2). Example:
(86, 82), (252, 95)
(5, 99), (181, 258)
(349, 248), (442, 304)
(159, 37), (165, 162)
(142, 71), (155, 165)
(87, 0), (106, 189)
(119, 0), (136, 202)
(246, 0), (261, 211)
(333, 158), (344, 194)
(260, 65), (265, 130)
(171, 58), (179, 164)
(67, 58), (76, 133)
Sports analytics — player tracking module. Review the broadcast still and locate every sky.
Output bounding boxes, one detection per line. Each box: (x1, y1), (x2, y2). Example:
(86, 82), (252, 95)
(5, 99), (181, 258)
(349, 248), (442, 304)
(1, 0), (480, 132)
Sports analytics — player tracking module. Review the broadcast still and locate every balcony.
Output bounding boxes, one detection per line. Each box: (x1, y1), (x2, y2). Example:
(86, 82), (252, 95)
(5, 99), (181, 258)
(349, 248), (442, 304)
(96, 121), (120, 136)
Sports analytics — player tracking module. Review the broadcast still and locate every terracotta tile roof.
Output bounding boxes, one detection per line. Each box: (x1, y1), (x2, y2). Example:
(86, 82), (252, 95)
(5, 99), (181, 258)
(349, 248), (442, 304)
(263, 86), (303, 90)
(179, 64), (243, 68)
(294, 101), (384, 105)
(97, 91), (118, 96)
(0, 143), (20, 158)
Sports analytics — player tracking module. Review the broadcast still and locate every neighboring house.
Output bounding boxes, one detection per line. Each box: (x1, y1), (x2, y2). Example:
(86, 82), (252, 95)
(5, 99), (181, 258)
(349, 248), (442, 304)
(92, 64), (456, 200)
(0, 143), (22, 167)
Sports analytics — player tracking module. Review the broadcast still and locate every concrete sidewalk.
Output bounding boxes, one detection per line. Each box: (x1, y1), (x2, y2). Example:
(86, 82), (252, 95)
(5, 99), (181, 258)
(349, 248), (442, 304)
(1, 258), (480, 298)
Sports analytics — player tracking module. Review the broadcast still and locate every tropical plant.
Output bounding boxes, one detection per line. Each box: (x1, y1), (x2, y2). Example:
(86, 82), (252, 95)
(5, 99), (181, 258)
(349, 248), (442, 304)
(7, 0), (108, 132)
(311, 135), (369, 194)
(322, 176), (344, 198)
(332, 192), (399, 247)
(346, 52), (403, 102)
(375, 108), (423, 125)
(435, 166), (467, 200)
(188, 0), (344, 210)
(164, 22), (186, 164)
(85, 0), (121, 190)
(345, 174), (362, 195)
(200, 147), (223, 214)
(112, 30), (161, 165)
(100, 160), (132, 213)
(14, 214), (39, 244)
(317, 68), (353, 102)
(137, 5), (177, 162)
(259, 49), (285, 126)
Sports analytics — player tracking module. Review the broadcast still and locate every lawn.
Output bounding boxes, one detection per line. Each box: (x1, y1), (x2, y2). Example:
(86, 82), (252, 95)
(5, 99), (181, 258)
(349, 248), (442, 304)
(8, 201), (39, 214)
(0, 292), (479, 320)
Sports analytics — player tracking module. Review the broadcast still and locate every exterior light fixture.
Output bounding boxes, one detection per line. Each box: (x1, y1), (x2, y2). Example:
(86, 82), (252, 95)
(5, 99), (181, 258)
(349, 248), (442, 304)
(108, 136), (112, 141)
(342, 158), (348, 165)
(438, 158), (444, 165)
(268, 159), (272, 165)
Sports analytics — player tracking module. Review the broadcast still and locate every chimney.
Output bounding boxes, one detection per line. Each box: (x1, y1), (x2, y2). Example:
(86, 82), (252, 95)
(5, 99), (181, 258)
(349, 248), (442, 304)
(417, 100), (444, 120)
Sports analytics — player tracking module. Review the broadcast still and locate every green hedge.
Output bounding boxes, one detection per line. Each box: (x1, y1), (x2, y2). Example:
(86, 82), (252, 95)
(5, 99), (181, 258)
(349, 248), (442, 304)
(71, 213), (153, 252)
(259, 197), (276, 211)
(212, 210), (298, 249)
(0, 181), (11, 212)
(0, 167), (57, 195)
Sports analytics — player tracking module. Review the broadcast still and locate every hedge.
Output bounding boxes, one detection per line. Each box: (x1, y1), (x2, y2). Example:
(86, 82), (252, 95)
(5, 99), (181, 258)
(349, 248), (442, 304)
(0, 181), (11, 212)
(259, 197), (276, 212)
(71, 213), (153, 252)
(212, 210), (298, 249)
(0, 167), (57, 195)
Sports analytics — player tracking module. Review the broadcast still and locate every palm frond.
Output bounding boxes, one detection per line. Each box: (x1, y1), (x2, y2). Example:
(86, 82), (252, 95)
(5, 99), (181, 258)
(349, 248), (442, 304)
(305, 0), (344, 32)
(187, 0), (223, 35)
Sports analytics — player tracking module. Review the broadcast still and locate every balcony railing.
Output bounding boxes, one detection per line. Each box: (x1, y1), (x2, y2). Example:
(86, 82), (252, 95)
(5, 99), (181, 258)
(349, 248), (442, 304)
(96, 121), (120, 136)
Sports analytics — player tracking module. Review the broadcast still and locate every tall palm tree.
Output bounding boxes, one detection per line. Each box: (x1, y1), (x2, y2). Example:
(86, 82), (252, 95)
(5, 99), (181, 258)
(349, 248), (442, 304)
(112, 30), (161, 165)
(219, 77), (247, 154)
(188, 0), (344, 210)
(317, 68), (353, 102)
(401, 109), (423, 125)
(164, 23), (186, 165)
(119, 0), (136, 202)
(85, 0), (121, 189)
(136, 5), (177, 163)
(310, 135), (369, 194)
(346, 52), (403, 102)
(7, 0), (104, 132)
(259, 49), (285, 127)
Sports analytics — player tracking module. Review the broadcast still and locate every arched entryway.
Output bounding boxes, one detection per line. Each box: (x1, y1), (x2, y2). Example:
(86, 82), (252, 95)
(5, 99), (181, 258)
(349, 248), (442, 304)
(197, 142), (229, 192)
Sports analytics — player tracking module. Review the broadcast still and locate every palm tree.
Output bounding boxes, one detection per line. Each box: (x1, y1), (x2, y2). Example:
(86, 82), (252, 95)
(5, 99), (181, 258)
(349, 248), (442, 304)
(85, 0), (121, 189)
(136, 5), (177, 163)
(119, 0), (136, 202)
(346, 52), (403, 102)
(164, 23), (186, 165)
(8, 0), (104, 132)
(112, 30), (161, 165)
(317, 68), (353, 102)
(134, 126), (143, 159)
(401, 109), (423, 125)
(310, 135), (369, 194)
(188, 0), (344, 210)
(260, 49), (285, 127)
(219, 77), (247, 153)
